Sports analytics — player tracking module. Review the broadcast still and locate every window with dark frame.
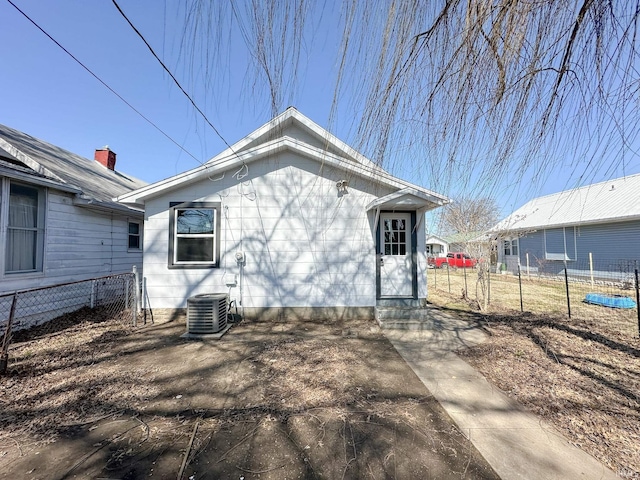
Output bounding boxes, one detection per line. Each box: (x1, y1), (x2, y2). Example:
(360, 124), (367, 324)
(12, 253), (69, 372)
(128, 221), (141, 249)
(503, 239), (511, 256)
(168, 202), (220, 268)
(504, 239), (518, 257)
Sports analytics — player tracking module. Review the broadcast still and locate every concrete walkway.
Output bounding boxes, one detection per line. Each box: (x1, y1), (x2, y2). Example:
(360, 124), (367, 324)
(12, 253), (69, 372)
(383, 307), (621, 480)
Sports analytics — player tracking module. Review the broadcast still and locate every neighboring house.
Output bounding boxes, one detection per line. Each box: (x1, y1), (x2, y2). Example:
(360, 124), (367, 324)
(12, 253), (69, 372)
(490, 174), (640, 275)
(443, 231), (483, 253)
(117, 108), (449, 321)
(426, 234), (448, 257)
(0, 124), (146, 294)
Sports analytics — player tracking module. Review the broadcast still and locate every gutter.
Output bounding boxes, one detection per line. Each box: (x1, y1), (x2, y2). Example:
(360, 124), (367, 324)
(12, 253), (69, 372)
(0, 165), (82, 194)
(73, 195), (143, 216)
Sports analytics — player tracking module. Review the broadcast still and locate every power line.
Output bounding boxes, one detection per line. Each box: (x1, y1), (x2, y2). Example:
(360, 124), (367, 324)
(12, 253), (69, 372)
(111, 0), (238, 156)
(5, 0), (202, 164)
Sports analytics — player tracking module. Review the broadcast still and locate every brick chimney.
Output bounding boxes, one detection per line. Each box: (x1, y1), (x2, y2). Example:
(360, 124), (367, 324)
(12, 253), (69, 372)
(95, 146), (116, 171)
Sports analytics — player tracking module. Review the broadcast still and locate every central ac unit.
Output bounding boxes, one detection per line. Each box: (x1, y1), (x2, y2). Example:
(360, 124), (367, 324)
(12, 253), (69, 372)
(186, 293), (228, 334)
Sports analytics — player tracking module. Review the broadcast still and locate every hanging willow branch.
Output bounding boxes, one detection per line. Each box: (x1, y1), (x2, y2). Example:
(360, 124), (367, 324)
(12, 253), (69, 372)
(177, 0), (640, 200)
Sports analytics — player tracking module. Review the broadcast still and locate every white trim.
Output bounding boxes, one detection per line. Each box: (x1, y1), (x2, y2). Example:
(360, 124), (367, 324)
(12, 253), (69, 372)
(366, 187), (447, 211)
(0, 137), (65, 183)
(0, 164), (81, 194)
(116, 111), (449, 209)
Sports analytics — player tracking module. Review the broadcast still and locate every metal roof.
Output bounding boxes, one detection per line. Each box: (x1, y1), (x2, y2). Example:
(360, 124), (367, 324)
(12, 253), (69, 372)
(491, 173), (640, 232)
(0, 124), (146, 206)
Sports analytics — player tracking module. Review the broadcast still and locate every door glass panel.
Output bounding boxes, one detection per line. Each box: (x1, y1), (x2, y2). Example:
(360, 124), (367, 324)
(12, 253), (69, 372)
(382, 215), (409, 256)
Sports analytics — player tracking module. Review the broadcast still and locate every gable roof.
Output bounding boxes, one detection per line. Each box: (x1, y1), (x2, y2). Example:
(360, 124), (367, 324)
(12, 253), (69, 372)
(0, 124), (146, 212)
(117, 107), (449, 210)
(426, 234), (448, 244)
(491, 173), (640, 232)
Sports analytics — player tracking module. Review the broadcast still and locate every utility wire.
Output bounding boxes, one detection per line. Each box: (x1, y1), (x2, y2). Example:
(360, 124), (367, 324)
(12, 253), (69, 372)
(5, 0), (202, 164)
(111, 0), (238, 156)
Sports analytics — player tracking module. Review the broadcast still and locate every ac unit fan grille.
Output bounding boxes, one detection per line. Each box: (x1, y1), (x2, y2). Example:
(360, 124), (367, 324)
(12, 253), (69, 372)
(187, 293), (228, 334)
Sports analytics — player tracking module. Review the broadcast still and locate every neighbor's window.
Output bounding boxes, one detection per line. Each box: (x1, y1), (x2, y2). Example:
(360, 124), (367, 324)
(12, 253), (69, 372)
(128, 221), (141, 249)
(6, 182), (45, 273)
(503, 240), (511, 256)
(503, 239), (518, 256)
(168, 202), (220, 268)
(544, 227), (575, 260)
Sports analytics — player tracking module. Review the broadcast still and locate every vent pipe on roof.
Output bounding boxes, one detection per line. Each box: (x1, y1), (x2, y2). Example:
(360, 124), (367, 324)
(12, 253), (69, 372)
(95, 146), (116, 171)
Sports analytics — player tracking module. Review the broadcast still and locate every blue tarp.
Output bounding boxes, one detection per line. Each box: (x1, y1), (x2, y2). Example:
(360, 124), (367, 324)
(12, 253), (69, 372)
(584, 293), (637, 309)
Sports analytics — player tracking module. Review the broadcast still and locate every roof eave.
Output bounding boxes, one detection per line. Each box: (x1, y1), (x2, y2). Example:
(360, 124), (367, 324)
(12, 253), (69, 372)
(117, 137), (447, 206)
(0, 164), (82, 194)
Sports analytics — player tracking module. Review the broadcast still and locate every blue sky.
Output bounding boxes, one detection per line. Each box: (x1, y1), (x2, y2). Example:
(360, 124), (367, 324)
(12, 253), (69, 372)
(2, 1), (639, 225)
(0, 2), (347, 177)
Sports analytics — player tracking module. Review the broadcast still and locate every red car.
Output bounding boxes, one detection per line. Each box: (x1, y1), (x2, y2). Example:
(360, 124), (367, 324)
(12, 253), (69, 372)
(428, 252), (478, 269)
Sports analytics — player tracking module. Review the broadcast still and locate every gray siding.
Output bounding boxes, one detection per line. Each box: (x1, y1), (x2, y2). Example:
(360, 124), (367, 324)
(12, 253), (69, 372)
(576, 221), (640, 267)
(514, 220), (640, 275)
(0, 186), (143, 293)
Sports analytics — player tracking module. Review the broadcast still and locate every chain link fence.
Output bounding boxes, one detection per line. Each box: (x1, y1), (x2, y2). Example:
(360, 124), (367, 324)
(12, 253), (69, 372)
(428, 258), (640, 336)
(1, 272), (141, 374)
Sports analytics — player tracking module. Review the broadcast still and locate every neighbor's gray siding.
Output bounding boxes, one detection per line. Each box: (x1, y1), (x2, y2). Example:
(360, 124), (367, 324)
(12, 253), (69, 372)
(518, 232), (545, 266)
(575, 221), (640, 267)
(514, 220), (640, 274)
(0, 187), (143, 293)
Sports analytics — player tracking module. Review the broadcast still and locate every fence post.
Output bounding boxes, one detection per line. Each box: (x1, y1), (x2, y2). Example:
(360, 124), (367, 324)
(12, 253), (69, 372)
(132, 266), (140, 327)
(0, 294), (17, 375)
(589, 252), (594, 287)
(447, 265), (451, 294)
(526, 253), (530, 279)
(133, 266), (141, 314)
(142, 277), (148, 324)
(635, 269), (639, 337)
(487, 264), (491, 305)
(564, 260), (572, 318)
(90, 280), (96, 309)
(434, 266), (437, 290)
(517, 265), (523, 312)
(125, 277), (130, 311)
(463, 265), (468, 297)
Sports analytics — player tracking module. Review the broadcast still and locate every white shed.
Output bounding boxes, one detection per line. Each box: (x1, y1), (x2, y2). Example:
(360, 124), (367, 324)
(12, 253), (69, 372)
(117, 108), (449, 321)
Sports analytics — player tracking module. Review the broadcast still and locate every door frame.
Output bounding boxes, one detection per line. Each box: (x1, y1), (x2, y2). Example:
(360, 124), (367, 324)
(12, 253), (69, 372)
(375, 210), (418, 299)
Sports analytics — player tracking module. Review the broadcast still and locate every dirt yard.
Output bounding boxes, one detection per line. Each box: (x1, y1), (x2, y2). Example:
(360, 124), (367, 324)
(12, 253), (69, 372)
(428, 290), (640, 479)
(0, 310), (498, 480)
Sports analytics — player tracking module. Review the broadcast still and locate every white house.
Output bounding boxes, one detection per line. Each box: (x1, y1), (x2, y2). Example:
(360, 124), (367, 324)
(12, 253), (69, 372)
(117, 108), (449, 321)
(426, 234), (448, 257)
(0, 124), (146, 294)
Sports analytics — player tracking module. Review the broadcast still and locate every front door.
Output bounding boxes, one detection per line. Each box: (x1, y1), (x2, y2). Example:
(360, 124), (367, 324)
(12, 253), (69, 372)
(379, 212), (414, 297)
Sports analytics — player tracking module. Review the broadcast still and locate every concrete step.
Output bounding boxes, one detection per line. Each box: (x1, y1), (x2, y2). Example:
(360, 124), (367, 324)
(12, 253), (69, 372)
(377, 318), (437, 330)
(375, 305), (436, 330)
(375, 307), (430, 321)
(376, 298), (425, 308)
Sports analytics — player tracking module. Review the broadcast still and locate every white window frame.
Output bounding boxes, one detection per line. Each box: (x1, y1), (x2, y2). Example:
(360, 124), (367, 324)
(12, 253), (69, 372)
(544, 227), (576, 261)
(503, 238), (518, 257)
(168, 202), (220, 269)
(2, 179), (46, 275)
